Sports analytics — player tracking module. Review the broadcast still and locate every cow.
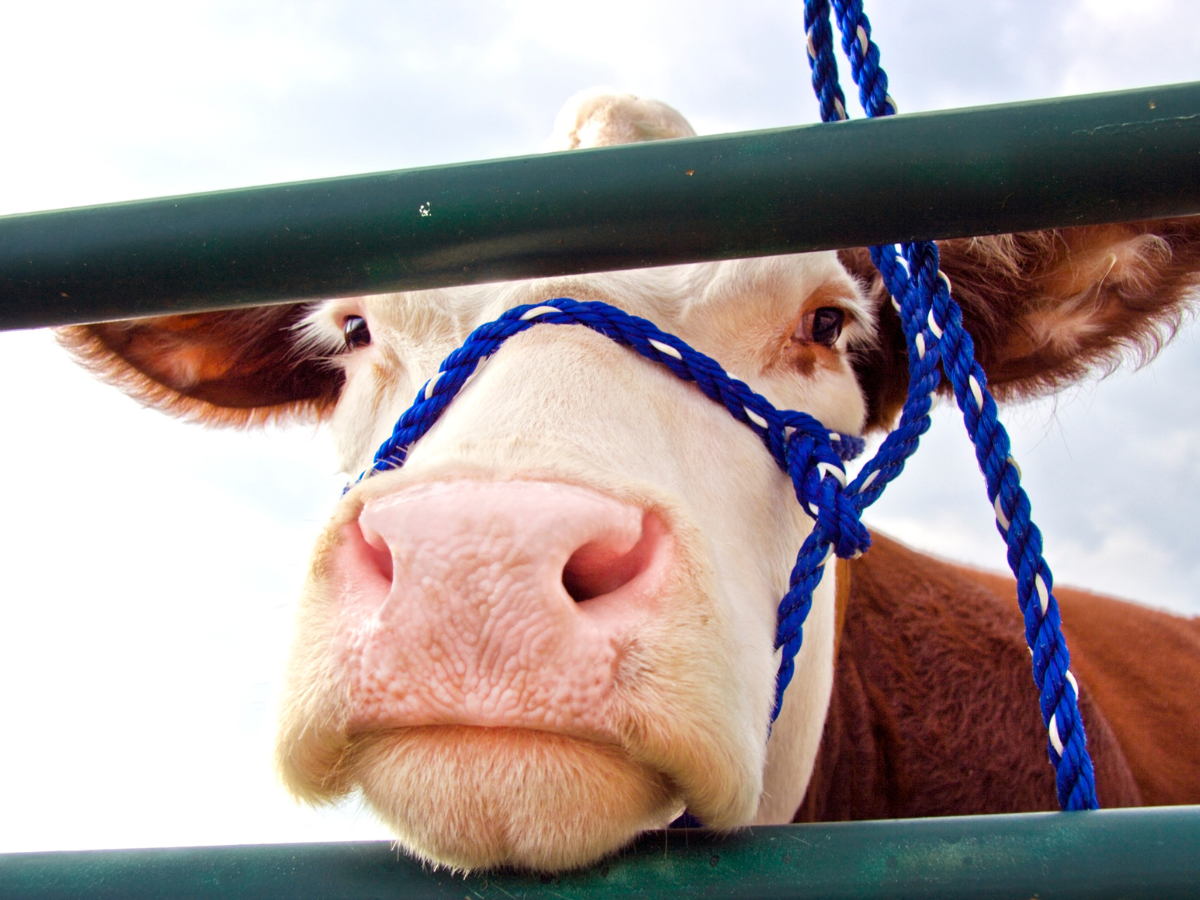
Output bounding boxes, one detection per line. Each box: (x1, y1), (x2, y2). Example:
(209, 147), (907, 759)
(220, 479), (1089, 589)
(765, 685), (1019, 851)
(59, 92), (1200, 872)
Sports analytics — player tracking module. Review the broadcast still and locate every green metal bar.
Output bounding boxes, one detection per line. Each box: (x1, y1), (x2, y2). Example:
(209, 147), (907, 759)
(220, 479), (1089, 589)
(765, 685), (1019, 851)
(2, 807), (1198, 899)
(2, 82), (1199, 330)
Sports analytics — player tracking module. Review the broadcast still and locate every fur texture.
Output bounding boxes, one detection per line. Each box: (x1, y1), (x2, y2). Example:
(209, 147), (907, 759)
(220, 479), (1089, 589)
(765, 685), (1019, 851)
(542, 89), (697, 151)
(843, 219), (1200, 430)
(796, 533), (1152, 821)
(58, 217), (1200, 435)
(57, 305), (343, 427)
(950, 558), (1200, 807)
(273, 269), (861, 869)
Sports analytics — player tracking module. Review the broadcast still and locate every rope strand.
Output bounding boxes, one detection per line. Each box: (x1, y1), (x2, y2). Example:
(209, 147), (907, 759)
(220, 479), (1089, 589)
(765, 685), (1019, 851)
(804, 0), (1098, 810)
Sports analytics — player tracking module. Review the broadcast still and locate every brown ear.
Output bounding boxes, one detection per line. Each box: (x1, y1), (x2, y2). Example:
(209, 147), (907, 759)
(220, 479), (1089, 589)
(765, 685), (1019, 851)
(56, 304), (343, 427)
(844, 216), (1200, 431)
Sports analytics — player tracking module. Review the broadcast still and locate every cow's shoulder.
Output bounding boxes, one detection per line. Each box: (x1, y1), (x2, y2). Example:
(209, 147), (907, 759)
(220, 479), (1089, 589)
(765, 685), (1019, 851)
(1048, 582), (1200, 805)
(796, 531), (1145, 822)
(943, 552), (1200, 806)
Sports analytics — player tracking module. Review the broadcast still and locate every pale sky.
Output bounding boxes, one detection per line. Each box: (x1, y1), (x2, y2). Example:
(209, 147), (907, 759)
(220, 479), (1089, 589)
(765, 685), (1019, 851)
(1, 0), (1198, 853)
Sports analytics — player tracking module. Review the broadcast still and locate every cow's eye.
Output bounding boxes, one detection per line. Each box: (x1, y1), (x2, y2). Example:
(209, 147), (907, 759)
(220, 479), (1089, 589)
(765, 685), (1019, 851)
(797, 307), (846, 347)
(343, 315), (371, 350)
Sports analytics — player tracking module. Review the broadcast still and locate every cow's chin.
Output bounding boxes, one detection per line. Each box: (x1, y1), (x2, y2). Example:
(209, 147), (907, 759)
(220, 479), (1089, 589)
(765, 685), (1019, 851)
(347, 725), (680, 872)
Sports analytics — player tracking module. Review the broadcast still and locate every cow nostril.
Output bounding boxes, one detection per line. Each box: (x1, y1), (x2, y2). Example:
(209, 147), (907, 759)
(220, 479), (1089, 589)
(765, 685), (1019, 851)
(562, 512), (664, 603)
(358, 520), (395, 584)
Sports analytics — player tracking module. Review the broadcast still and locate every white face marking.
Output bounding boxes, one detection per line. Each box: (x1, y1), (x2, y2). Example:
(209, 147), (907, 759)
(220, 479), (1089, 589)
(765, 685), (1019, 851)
(303, 254), (873, 477)
(278, 251), (876, 870)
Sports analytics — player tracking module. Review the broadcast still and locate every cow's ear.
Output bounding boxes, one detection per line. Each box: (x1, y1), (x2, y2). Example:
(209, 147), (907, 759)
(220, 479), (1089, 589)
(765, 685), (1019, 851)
(56, 303), (344, 427)
(843, 216), (1200, 431)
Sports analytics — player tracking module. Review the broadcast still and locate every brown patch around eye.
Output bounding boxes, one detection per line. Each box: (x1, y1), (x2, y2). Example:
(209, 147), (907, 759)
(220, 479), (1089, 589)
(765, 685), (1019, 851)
(780, 284), (856, 376)
(781, 341), (842, 377)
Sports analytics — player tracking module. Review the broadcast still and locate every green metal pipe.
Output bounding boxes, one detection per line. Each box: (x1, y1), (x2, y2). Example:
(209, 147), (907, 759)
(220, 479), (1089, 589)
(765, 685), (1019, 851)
(2, 81), (1200, 330)
(2, 807), (1197, 899)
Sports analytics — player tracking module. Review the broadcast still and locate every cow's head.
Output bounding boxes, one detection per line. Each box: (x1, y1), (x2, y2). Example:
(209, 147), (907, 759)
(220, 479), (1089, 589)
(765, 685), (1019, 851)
(60, 92), (1200, 872)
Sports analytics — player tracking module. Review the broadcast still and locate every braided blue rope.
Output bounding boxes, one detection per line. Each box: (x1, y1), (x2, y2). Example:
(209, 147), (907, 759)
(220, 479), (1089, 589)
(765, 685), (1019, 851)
(803, 0), (849, 122)
(805, 0), (1098, 810)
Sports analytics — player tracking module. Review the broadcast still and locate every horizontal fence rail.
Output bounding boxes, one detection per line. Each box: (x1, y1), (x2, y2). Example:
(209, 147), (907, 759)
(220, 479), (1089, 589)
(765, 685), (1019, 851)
(3, 808), (1198, 900)
(2, 81), (1199, 330)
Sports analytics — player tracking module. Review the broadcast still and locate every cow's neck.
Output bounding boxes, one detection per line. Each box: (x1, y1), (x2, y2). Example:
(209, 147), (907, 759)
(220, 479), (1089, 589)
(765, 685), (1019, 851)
(833, 557), (851, 662)
(752, 554), (843, 824)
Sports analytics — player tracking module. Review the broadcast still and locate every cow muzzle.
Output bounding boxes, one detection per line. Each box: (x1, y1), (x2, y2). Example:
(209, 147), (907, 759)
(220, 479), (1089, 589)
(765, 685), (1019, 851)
(335, 479), (674, 738)
(277, 478), (740, 871)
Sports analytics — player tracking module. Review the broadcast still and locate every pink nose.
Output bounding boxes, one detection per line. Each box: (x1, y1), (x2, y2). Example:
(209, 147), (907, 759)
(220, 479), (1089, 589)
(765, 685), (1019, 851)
(330, 481), (673, 739)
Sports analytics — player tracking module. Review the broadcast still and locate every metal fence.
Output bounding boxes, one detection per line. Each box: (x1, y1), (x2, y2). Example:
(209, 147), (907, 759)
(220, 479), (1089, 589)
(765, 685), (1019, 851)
(1, 81), (1199, 899)
(2, 82), (1199, 330)
(3, 808), (1200, 899)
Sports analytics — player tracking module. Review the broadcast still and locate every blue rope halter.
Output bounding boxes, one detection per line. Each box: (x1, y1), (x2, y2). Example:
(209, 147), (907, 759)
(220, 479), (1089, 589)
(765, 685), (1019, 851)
(355, 299), (872, 712)
(354, 0), (1099, 815)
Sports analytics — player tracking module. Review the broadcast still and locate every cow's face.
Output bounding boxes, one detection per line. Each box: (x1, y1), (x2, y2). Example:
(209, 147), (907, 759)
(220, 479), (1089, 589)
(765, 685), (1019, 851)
(274, 253), (873, 870)
(58, 91), (1200, 873)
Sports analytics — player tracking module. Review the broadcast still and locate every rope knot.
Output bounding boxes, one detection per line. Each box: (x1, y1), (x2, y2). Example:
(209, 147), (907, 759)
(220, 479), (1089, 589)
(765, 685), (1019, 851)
(784, 427), (871, 561)
(819, 476), (872, 559)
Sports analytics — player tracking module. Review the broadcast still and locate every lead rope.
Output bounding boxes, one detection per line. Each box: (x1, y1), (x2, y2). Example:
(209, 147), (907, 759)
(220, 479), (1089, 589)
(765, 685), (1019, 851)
(804, 0), (1098, 811)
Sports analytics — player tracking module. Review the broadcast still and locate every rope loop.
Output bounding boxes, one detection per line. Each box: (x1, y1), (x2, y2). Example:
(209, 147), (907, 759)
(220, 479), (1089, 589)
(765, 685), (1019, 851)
(357, 297), (865, 483)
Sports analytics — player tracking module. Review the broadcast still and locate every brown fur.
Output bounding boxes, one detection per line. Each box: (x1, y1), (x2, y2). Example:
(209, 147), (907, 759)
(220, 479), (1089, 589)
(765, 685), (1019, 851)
(844, 216), (1200, 430)
(796, 532), (1200, 822)
(56, 304), (343, 427)
(959, 564), (1200, 807)
(47, 88), (1200, 872)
